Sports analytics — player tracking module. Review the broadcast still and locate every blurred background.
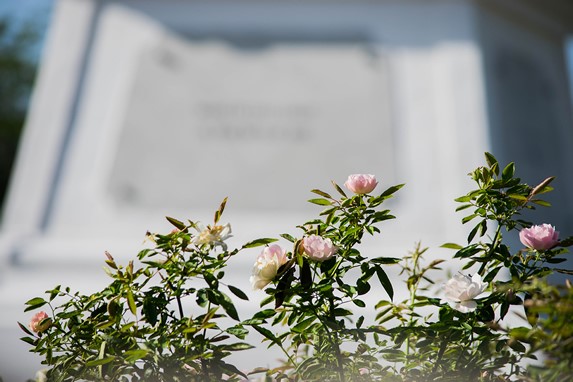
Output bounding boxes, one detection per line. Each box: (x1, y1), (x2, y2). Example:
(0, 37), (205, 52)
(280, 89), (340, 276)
(0, 0), (572, 380)
(0, 0), (52, 216)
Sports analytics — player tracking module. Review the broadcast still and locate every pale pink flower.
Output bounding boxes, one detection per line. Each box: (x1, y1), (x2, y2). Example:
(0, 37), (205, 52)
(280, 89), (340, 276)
(344, 174), (378, 194)
(303, 235), (337, 262)
(443, 273), (487, 313)
(29, 311), (52, 333)
(519, 224), (559, 251)
(250, 245), (288, 290)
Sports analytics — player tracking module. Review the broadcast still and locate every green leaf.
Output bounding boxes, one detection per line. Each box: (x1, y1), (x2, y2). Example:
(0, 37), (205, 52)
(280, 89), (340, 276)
(531, 199), (551, 207)
(300, 259), (312, 290)
(455, 204), (473, 212)
(226, 325), (249, 339)
(20, 336), (35, 345)
(546, 258), (567, 264)
(356, 278), (371, 295)
(555, 268), (573, 275)
(467, 221), (483, 243)
(220, 361), (249, 379)
(292, 316), (316, 333)
(333, 308), (353, 317)
(370, 257), (401, 264)
(95, 320), (115, 329)
(331, 181), (347, 198)
(380, 184), (405, 198)
(280, 233), (297, 243)
(48, 286), (61, 301)
(508, 194), (528, 202)
(228, 285), (249, 301)
(508, 339), (526, 353)
(484, 152), (498, 170)
(85, 356), (115, 367)
(353, 299), (366, 308)
(252, 309), (277, 320)
(165, 216), (186, 231)
(18, 322), (34, 336)
(502, 162), (515, 180)
(455, 195), (472, 203)
(462, 214), (477, 224)
(219, 292), (240, 321)
(222, 342), (255, 351)
(214, 197), (228, 224)
(204, 271), (219, 289)
(375, 267), (394, 300)
(127, 290), (137, 315)
(252, 325), (279, 345)
(454, 244), (480, 259)
(242, 238), (278, 249)
(275, 267), (295, 309)
(441, 243), (463, 250)
(25, 297), (46, 307)
(124, 349), (149, 363)
(143, 291), (166, 326)
(308, 198), (332, 206)
(311, 189), (333, 199)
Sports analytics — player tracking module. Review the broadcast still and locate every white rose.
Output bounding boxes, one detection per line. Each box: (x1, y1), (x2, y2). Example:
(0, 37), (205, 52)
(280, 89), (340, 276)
(443, 273), (487, 313)
(192, 222), (232, 250)
(249, 244), (288, 290)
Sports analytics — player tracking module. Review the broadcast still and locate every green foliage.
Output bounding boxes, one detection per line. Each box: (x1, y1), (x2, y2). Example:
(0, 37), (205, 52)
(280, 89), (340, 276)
(0, 17), (39, 209)
(21, 153), (573, 382)
(21, 200), (251, 381)
(246, 181), (404, 381)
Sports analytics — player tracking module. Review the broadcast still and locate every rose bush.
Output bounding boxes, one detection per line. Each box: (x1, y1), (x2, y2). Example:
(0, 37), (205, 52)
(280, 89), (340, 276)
(20, 154), (573, 382)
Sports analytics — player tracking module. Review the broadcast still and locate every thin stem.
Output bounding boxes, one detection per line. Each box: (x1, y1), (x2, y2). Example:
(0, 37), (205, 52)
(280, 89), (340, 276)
(405, 244), (421, 363)
(328, 296), (346, 382)
(433, 337), (448, 374)
(306, 299), (345, 382)
(478, 224), (503, 276)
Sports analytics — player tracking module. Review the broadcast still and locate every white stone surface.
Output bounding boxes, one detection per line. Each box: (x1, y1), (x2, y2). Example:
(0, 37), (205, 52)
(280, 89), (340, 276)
(1, 0), (572, 381)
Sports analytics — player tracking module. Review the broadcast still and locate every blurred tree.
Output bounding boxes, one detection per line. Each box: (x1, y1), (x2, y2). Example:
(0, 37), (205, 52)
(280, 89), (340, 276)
(0, 17), (39, 213)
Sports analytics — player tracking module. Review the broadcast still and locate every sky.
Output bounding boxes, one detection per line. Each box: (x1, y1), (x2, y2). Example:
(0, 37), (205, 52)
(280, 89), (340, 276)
(0, 0), (54, 59)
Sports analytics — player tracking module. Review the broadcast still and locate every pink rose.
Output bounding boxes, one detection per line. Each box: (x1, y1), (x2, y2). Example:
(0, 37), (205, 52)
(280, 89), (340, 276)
(303, 235), (337, 262)
(519, 224), (559, 251)
(29, 311), (52, 333)
(250, 244), (288, 290)
(344, 174), (378, 194)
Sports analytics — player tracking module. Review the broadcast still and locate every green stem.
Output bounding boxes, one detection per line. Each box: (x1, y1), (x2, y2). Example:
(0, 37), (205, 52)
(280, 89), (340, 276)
(478, 224), (503, 276)
(433, 337), (448, 374)
(405, 245), (421, 363)
(328, 296), (346, 382)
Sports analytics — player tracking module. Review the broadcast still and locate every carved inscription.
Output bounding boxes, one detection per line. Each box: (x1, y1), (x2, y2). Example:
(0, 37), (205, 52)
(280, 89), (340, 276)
(107, 35), (393, 211)
(195, 102), (314, 141)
